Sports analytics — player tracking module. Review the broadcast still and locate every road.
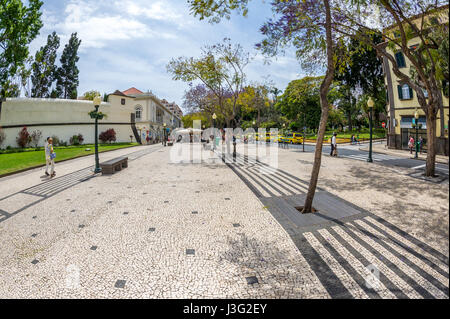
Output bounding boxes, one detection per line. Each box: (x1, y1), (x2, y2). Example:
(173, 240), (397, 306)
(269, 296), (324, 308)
(281, 141), (449, 180)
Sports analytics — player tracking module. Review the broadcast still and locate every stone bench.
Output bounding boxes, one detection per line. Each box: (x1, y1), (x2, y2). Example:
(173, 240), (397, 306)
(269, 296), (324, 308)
(100, 156), (128, 175)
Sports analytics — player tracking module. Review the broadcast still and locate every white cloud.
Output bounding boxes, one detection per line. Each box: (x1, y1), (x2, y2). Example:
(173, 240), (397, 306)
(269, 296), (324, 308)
(116, 0), (183, 23)
(54, 0), (176, 49)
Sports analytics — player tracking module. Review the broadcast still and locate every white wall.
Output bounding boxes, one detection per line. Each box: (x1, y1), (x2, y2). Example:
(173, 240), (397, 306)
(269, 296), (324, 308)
(0, 98), (135, 148)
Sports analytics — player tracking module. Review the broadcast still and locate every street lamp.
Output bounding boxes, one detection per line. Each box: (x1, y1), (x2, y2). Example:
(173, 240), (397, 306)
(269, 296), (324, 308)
(414, 110), (420, 159)
(92, 95), (103, 173)
(163, 123), (167, 146)
(212, 113), (217, 128)
(367, 97), (374, 163)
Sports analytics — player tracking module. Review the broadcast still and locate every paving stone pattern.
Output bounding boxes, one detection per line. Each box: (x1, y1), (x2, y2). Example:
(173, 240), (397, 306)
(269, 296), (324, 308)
(0, 144), (447, 298)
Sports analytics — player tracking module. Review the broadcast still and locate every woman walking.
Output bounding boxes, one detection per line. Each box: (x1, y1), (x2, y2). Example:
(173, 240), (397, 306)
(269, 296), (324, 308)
(408, 135), (415, 154)
(45, 137), (56, 178)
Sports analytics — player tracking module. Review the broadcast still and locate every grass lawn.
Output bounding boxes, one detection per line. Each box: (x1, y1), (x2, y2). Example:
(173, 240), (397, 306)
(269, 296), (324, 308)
(0, 143), (139, 176)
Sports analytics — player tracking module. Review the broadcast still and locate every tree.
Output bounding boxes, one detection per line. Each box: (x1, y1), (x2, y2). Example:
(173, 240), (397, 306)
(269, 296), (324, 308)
(327, 106), (346, 130)
(0, 0), (43, 98)
(236, 84), (270, 125)
(167, 38), (250, 128)
(55, 33), (81, 99)
(182, 83), (216, 115)
(188, 0), (340, 213)
(31, 31), (60, 97)
(181, 112), (211, 128)
(276, 77), (323, 130)
(335, 0), (448, 176)
(83, 90), (101, 101)
(334, 32), (385, 129)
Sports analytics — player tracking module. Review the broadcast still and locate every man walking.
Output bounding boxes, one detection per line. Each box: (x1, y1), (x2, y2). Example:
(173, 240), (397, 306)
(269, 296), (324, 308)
(330, 133), (337, 157)
(45, 137), (56, 177)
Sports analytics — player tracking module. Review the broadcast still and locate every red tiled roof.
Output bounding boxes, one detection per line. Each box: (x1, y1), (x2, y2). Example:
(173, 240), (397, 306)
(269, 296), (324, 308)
(110, 90), (128, 97)
(122, 87), (144, 95)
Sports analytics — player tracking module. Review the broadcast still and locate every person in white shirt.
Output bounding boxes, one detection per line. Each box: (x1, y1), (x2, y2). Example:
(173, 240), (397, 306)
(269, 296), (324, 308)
(330, 133), (337, 157)
(44, 137), (55, 177)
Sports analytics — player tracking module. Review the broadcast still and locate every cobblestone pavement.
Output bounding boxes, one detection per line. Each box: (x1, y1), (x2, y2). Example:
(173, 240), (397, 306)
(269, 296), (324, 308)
(0, 142), (448, 299)
(216, 145), (449, 299)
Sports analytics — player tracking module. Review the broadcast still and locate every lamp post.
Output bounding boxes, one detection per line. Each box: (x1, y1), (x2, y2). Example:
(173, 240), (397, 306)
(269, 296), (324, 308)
(212, 113), (217, 128)
(163, 123), (167, 147)
(212, 113), (217, 150)
(92, 96), (102, 173)
(367, 97), (374, 163)
(414, 110), (419, 159)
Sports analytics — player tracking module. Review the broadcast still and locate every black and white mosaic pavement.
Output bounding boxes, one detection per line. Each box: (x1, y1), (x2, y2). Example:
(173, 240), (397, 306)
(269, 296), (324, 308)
(218, 150), (449, 299)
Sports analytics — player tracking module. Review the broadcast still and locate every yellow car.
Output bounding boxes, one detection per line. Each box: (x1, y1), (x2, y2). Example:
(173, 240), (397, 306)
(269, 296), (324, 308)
(282, 133), (304, 144)
(255, 132), (278, 142)
(264, 132), (278, 142)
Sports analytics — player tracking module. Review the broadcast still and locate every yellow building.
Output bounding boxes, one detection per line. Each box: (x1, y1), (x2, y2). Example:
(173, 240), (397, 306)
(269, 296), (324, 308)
(383, 5), (449, 155)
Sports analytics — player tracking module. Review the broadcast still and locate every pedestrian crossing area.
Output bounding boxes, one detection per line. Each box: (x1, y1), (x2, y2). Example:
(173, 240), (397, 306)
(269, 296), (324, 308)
(300, 216), (449, 299)
(339, 153), (399, 162)
(216, 151), (309, 198)
(216, 149), (449, 299)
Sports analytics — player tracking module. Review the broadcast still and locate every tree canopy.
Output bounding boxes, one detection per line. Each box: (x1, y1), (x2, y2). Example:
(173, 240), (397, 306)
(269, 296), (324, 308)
(0, 0), (43, 97)
(31, 31), (60, 98)
(276, 76), (323, 130)
(55, 32), (81, 99)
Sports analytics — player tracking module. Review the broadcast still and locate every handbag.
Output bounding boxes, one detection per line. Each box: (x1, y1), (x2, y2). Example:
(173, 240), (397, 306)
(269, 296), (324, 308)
(50, 153), (56, 160)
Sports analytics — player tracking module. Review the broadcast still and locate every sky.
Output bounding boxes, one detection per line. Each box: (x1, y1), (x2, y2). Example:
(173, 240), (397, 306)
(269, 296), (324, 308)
(30, 0), (306, 112)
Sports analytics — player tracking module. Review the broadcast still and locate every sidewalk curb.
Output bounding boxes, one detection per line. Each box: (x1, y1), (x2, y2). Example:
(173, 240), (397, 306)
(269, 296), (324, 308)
(358, 147), (449, 164)
(303, 138), (386, 146)
(0, 145), (144, 179)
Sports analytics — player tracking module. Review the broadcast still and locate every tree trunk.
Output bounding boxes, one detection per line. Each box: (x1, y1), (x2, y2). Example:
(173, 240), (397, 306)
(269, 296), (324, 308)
(301, 0), (334, 214)
(348, 114), (353, 131)
(425, 111), (437, 176)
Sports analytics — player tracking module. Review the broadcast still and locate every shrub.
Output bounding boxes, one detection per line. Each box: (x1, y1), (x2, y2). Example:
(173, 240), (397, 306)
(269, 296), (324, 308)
(70, 133), (84, 146)
(16, 127), (31, 148)
(0, 126), (5, 148)
(99, 128), (116, 143)
(51, 135), (60, 146)
(30, 129), (43, 148)
(70, 135), (79, 145)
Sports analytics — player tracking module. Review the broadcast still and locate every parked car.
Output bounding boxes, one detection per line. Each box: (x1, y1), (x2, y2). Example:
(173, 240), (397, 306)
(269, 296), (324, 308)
(282, 133), (304, 144)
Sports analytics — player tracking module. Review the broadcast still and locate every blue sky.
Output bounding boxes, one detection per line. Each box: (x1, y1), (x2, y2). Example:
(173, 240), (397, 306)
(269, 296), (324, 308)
(30, 0), (305, 111)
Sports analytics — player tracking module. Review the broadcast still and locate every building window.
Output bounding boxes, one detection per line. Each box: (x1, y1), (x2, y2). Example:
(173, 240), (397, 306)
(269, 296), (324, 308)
(135, 106), (143, 120)
(395, 51), (406, 68)
(398, 84), (413, 100)
(121, 98), (126, 105)
(156, 107), (163, 123)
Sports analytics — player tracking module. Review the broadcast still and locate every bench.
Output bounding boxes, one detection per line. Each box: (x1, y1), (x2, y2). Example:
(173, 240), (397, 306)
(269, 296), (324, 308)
(100, 156), (128, 175)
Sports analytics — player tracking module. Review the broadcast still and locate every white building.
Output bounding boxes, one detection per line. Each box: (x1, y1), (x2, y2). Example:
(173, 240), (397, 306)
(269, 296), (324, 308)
(0, 87), (182, 148)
